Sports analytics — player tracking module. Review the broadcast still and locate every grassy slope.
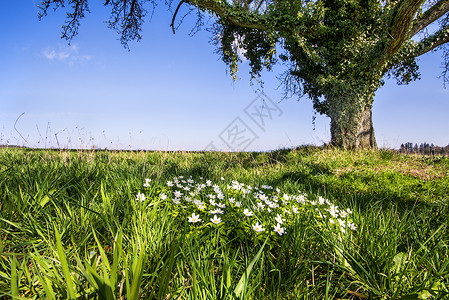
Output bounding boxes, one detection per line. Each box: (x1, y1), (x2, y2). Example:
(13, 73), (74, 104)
(0, 147), (448, 299)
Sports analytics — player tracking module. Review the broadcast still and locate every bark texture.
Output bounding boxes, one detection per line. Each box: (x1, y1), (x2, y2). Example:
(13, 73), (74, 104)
(327, 84), (377, 149)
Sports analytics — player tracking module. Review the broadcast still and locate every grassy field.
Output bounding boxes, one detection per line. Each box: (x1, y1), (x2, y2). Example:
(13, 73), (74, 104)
(0, 146), (448, 299)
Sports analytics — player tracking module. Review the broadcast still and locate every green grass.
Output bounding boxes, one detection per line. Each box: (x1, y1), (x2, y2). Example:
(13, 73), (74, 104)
(0, 146), (448, 299)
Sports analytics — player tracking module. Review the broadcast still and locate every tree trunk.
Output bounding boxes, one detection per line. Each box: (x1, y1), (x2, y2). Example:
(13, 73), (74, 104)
(326, 84), (378, 149)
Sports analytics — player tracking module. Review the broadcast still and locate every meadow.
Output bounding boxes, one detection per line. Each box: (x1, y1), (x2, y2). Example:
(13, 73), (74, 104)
(0, 146), (448, 299)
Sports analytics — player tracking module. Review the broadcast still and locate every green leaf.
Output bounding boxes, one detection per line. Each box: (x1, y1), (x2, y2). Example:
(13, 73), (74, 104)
(11, 256), (18, 297)
(54, 225), (76, 299)
(233, 237), (268, 299)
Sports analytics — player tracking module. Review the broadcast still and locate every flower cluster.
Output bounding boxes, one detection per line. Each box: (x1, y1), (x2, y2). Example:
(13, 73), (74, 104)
(137, 176), (356, 239)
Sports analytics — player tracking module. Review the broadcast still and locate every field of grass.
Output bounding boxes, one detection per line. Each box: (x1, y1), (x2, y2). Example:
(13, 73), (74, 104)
(0, 146), (448, 299)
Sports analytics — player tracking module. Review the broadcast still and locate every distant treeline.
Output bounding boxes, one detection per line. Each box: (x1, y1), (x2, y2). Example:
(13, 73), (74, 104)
(398, 142), (449, 156)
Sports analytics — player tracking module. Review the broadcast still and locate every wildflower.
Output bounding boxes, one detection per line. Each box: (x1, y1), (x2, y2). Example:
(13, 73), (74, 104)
(210, 215), (222, 225)
(143, 178), (151, 187)
(257, 202), (265, 210)
(283, 194), (290, 201)
(221, 177), (225, 181)
(136, 192), (146, 202)
(183, 186), (190, 191)
(215, 209), (224, 214)
(292, 206), (299, 214)
(160, 193), (167, 200)
(188, 213), (202, 223)
(243, 209), (253, 217)
(185, 197), (191, 202)
(172, 198), (181, 205)
(174, 190), (182, 198)
(318, 196), (326, 205)
(217, 193), (224, 200)
(259, 194), (268, 201)
(229, 197), (235, 203)
(206, 180), (212, 186)
(328, 205), (338, 218)
(198, 204), (206, 210)
(273, 223), (285, 236)
(235, 202), (242, 207)
(187, 178), (194, 184)
(275, 214), (285, 224)
(167, 181), (174, 187)
(252, 222), (265, 232)
(217, 202), (226, 208)
(348, 223), (357, 231)
(340, 211), (348, 218)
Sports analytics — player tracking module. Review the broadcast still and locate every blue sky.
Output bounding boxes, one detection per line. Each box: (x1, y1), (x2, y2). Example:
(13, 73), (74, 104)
(1, 0), (448, 151)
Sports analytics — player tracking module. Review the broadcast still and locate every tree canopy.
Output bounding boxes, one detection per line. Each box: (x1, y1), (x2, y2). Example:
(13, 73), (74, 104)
(39, 0), (449, 148)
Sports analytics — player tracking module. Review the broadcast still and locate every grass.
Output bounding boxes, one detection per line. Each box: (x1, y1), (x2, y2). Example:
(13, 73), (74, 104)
(0, 146), (448, 299)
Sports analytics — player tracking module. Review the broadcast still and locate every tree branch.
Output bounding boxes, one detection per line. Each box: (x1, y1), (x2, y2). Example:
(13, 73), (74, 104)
(387, 0), (427, 55)
(171, 0), (185, 34)
(410, 0), (449, 37)
(184, 0), (268, 30)
(414, 25), (449, 56)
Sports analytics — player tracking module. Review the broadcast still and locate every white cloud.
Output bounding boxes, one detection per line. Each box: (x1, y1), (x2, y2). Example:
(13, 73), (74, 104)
(41, 44), (92, 65)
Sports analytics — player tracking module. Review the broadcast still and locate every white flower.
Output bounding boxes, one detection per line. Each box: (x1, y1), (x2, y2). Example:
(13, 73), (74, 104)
(275, 214), (285, 224)
(172, 198), (181, 205)
(209, 199), (216, 206)
(136, 192), (145, 202)
(167, 181), (174, 187)
(187, 178), (194, 184)
(217, 202), (226, 208)
(160, 193), (167, 200)
(143, 178), (151, 187)
(229, 197), (235, 203)
(215, 209), (224, 214)
(273, 223), (285, 236)
(328, 205), (339, 218)
(235, 202), (241, 207)
(198, 204), (206, 210)
(252, 222), (265, 232)
(259, 194), (268, 201)
(292, 206), (299, 214)
(220, 177), (225, 181)
(318, 197), (326, 205)
(340, 211), (348, 218)
(243, 209), (253, 217)
(188, 213), (201, 223)
(174, 190), (182, 198)
(210, 215), (222, 225)
(257, 202), (265, 210)
(283, 194), (290, 201)
(217, 193), (224, 200)
(348, 223), (357, 231)
(206, 180), (212, 186)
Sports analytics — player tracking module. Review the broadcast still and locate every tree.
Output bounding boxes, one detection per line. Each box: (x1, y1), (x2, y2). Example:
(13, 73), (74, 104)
(38, 0), (449, 148)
